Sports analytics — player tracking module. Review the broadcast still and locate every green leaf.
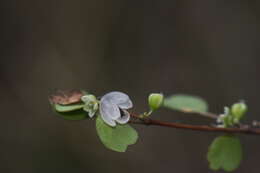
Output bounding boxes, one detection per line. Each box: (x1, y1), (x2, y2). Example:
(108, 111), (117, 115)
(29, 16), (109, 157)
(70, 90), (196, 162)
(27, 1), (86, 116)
(96, 116), (138, 152)
(163, 94), (208, 113)
(53, 103), (85, 112)
(207, 135), (242, 172)
(50, 103), (88, 120)
(55, 109), (89, 120)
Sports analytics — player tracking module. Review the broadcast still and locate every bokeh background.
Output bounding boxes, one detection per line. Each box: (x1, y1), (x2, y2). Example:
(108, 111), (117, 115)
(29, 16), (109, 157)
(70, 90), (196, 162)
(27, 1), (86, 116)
(0, 0), (259, 172)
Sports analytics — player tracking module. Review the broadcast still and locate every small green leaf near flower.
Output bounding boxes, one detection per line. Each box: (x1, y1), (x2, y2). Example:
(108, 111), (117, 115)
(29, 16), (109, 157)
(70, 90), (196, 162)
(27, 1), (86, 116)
(96, 116), (138, 152)
(53, 103), (85, 112)
(54, 109), (89, 120)
(50, 103), (88, 120)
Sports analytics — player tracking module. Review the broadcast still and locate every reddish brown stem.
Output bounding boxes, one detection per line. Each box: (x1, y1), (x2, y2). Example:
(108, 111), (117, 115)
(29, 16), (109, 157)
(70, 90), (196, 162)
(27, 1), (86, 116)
(130, 113), (260, 135)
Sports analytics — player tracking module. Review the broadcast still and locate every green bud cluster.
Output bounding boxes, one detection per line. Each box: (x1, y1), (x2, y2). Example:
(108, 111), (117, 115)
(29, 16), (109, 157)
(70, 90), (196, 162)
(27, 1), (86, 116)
(81, 94), (99, 118)
(217, 102), (247, 128)
(231, 102), (247, 123)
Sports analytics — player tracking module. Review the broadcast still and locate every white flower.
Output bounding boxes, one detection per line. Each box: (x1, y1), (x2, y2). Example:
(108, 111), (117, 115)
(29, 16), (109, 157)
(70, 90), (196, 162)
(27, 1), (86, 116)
(99, 91), (133, 127)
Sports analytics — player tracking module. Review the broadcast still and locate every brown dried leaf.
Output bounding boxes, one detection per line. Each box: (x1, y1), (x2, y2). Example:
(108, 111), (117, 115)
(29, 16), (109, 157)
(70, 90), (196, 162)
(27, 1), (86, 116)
(49, 89), (84, 105)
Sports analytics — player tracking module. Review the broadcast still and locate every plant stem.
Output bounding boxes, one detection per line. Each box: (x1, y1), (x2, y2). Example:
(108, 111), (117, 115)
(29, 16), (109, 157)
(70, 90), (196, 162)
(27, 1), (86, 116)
(130, 113), (260, 135)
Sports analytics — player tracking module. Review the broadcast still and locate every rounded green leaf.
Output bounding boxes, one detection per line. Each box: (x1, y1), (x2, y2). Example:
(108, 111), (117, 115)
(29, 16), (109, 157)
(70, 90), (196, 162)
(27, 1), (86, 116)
(207, 135), (242, 172)
(54, 103), (85, 112)
(163, 94), (208, 113)
(96, 116), (138, 152)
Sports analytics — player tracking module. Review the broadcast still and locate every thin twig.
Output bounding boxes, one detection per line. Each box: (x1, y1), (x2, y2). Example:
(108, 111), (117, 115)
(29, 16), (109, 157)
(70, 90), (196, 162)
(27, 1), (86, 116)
(130, 113), (260, 135)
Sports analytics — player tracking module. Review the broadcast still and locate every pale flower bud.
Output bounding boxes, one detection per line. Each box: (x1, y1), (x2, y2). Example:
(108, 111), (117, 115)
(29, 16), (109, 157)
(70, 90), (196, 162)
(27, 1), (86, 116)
(148, 93), (164, 111)
(231, 102), (247, 121)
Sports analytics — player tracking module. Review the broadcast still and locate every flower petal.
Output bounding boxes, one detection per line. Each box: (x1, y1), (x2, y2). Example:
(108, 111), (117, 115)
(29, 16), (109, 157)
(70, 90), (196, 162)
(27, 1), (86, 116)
(100, 99), (121, 120)
(116, 110), (130, 124)
(100, 112), (116, 127)
(101, 91), (133, 109)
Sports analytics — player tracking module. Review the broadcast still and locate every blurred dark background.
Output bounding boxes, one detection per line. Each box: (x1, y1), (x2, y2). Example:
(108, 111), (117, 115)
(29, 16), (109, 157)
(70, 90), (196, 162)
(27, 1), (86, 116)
(0, 0), (259, 172)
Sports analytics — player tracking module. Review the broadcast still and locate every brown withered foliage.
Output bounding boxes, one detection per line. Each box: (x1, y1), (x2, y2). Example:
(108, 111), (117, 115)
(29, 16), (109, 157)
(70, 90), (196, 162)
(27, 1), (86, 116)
(49, 89), (84, 105)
